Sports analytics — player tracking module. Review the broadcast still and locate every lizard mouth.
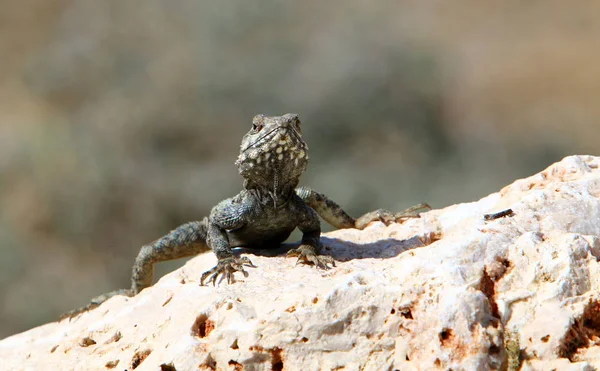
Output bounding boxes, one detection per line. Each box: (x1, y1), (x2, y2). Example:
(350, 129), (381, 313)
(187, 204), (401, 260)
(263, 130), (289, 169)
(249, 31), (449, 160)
(241, 124), (305, 154)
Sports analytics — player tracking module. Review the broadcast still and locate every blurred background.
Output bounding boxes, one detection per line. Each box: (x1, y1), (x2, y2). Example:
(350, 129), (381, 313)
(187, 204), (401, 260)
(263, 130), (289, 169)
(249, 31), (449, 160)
(1, 0), (599, 338)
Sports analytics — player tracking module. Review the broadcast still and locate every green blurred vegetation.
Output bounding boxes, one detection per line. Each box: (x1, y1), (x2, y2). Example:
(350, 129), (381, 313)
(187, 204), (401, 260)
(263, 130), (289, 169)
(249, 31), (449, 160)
(1, 0), (599, 338)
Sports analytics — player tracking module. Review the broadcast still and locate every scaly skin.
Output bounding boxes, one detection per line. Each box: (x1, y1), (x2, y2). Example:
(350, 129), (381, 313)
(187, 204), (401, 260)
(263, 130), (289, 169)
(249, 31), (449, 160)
(61, 114), (429, 319)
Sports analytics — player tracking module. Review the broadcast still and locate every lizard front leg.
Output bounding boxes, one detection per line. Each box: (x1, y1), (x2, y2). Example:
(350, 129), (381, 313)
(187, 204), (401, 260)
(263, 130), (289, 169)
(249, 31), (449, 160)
(199, 223), (254, 285)
(200, 197), (255, 286)
(286, 197), (334, 268)
(296, 186), (430, 230)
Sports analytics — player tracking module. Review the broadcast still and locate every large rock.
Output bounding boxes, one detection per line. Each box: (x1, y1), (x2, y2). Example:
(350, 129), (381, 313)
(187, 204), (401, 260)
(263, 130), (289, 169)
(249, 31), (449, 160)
(1, 155), (600, 371)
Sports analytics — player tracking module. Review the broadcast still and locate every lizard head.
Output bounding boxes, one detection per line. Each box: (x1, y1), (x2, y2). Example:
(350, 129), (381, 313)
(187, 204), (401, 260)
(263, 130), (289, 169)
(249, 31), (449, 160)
(235, 113), (309, 200)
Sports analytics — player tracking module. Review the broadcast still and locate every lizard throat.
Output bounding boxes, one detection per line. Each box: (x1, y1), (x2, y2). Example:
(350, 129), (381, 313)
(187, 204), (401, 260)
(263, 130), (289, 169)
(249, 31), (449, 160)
(244, 178), (299, 207)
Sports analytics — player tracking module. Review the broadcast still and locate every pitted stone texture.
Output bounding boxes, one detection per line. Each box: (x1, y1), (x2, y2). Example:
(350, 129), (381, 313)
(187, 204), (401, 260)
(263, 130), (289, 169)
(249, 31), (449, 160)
(1, 155), (600, 370)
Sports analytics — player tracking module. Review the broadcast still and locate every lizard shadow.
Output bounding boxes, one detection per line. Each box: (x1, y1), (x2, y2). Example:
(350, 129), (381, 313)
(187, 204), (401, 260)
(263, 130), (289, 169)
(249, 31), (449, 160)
(234, 234), (426, 262)
(321, 235), (426, 261)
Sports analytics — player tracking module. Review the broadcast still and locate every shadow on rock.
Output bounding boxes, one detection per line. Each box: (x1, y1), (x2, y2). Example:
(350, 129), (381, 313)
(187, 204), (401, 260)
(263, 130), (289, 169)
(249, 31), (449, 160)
(234, 234), (426, 262)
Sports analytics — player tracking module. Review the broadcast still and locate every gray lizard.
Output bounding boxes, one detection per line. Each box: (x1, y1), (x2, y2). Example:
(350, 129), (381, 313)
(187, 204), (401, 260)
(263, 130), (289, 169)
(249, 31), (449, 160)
(63, 113), (429, 318)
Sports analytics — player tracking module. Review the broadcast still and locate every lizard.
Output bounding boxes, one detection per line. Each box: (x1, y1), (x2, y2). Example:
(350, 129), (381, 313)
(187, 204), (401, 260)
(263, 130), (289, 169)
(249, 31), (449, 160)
(62, 113), (429, 319)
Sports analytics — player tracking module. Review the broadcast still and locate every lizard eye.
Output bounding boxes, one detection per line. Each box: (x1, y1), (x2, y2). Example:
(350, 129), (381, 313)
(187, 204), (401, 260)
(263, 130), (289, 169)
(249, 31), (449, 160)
(252, 123), (263, 132)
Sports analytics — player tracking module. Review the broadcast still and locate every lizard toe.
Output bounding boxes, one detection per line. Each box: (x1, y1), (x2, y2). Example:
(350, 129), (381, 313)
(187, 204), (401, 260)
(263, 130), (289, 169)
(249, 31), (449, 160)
(200, 256), (254, 286)
(287, 245), (335, 269)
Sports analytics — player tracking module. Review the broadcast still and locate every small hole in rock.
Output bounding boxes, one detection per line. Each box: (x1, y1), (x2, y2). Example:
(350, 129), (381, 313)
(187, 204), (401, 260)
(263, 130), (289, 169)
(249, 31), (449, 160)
(50, 345), (59, 353)
(231, 339), (239, 350)
(191, 314), (214, 338)
(160, 363), (177, 371)
(201, 354), (217, 370)
(301, 337), (309, 343)
(131, 349), (152, 369)
(271, 347), (284, 371)
(390, 308), (396, 314)
(439, 328), (454, 346)
(104, 331), (122, 344)
(105, 360), (119, 369)
(541, 335), (550, 343)
(312, 297), (318, 304)
(79, 337), (96, 347)
(400, 308), (413, 319)
(228, 360), (243, 371)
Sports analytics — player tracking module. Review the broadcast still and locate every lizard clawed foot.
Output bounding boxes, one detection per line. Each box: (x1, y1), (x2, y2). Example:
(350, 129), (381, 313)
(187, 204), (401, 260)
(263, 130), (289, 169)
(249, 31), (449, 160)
(200, 256), (255, 286)
(355, 203), (432, 229)
(286, 244), (335, 269)
(59, 288), (134, 321)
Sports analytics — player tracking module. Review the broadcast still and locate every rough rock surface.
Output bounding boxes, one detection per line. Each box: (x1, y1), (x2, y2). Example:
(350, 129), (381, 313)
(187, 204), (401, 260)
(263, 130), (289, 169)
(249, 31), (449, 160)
(2, 155), (600, 371)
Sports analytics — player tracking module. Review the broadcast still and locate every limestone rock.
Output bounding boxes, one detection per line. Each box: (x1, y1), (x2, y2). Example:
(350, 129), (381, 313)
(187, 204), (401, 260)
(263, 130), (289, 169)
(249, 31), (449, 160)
(1, 155), (600, 371)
